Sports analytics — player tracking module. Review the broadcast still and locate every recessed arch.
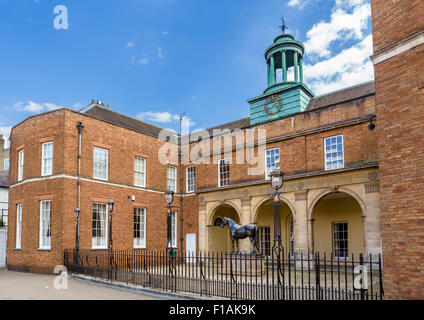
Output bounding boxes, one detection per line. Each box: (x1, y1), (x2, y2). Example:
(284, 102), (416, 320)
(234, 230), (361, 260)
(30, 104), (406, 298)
(308, 187), (366, 220)
(252, 195), (296, 223)
(310, 188), (366, 257)
(207, 200), (241, 226)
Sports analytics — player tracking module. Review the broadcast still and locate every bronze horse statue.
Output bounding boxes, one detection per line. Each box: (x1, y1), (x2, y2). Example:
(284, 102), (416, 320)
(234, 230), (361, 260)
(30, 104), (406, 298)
(214, 216), (259, 254)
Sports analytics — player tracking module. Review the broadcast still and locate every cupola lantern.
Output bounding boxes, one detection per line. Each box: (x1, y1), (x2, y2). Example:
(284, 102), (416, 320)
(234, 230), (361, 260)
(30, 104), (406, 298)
(248, 20), (315, 126)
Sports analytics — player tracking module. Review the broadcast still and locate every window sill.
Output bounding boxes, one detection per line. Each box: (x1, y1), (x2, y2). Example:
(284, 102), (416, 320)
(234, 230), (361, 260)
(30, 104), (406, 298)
(14, 248), (21, 251)
(93, 177), (109, 182)
(92, 247), (108, 250)
(134, 246), (147, 250)
(37, 248), (51, 251)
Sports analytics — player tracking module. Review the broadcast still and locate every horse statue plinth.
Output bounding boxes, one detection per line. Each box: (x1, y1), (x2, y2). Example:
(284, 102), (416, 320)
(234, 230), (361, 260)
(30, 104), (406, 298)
(213, 216), (260, 255)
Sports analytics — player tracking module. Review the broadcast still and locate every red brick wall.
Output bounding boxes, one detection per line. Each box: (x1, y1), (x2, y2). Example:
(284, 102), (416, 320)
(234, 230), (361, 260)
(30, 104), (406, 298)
(371, 0), (424, 53)
(7, 109), (198, 274)
(192, 97), (377, 189)
(372, 0), (424, 299)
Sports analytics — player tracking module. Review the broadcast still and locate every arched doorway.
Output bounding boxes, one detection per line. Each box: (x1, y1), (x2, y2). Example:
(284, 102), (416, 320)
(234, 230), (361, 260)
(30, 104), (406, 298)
(209, 204), (241, 252)
(254, 199), (294, 257)
(312, 191), (365, 258)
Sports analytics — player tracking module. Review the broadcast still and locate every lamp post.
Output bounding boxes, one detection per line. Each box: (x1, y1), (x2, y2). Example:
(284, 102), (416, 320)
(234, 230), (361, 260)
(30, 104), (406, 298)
(269, 169), (285, 292)
(165, 188), (175, 251)
(107, 199), (115, 251)
(74, 207), (80, 264)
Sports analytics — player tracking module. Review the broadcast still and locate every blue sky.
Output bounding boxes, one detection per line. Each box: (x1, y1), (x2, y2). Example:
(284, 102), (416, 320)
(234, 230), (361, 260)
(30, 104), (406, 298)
(0, 0), (373, 147)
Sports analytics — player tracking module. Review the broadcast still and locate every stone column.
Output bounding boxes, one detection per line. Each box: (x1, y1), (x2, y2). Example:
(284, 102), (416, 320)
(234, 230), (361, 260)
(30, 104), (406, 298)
(270, 54), (275, 86)
(294, 51), (299, 82)
(364, 182), (382, 260)
(294, 191), (309, 255)
(239, 197), (252, 252)
(198, 201), (207, 251)
(267, 60), (271, 87)
(281, 51), (287, 82)
(299, 55), (303, 83)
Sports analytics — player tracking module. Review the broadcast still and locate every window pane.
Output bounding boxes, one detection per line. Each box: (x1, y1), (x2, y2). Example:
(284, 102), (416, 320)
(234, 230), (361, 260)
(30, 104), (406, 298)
(325, 135), (344, 171)
(92, 203), (107, 248)
(93, 147), (108, 180)
(40, 200), (51, 248)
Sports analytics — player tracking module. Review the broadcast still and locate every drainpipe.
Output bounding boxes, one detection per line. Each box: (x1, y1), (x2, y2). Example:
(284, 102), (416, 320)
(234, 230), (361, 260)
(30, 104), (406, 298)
(76, 122), (84, 254)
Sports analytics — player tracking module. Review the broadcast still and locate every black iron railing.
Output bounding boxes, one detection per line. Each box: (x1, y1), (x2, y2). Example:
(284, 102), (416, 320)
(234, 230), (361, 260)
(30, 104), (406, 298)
(64, 249), (384, 300)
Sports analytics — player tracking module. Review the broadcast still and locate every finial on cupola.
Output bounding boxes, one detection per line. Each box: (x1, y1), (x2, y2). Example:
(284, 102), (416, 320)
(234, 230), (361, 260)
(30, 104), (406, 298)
(279, 17), (287, 34)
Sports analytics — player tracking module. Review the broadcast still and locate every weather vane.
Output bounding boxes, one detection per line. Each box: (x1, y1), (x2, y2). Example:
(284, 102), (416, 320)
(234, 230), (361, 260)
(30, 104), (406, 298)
(280, 17), (287, 34)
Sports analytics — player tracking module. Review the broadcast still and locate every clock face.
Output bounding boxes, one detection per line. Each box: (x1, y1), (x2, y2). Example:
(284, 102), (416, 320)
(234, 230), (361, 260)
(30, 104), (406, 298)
(264, 95), (283, 115)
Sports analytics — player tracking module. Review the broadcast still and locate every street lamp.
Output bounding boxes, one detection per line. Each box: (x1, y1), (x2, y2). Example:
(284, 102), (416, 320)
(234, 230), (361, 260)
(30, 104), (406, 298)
(165, 188), (175, 251)
(108, 199), (115, 251)
(74, 207), (80, 264)
(269, 169), (285, 293)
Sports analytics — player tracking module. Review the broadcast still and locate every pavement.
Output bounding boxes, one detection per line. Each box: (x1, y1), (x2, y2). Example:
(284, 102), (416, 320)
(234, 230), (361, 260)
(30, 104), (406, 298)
(0, 268), (164, 300)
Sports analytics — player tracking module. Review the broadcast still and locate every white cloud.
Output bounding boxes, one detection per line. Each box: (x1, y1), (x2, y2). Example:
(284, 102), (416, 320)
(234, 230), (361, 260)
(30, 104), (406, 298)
(304, 1), (371, 58)
(162, 31), (169, 35)
(0, 126), (12, 149)
(304, 34), (374, 95)
(137, 111), (195, 127)
(126, 42), (134, 48)
(13, 101), (64, 114)
(131, 55), (150, 65)
(157, 47), (164, 59)
(287, 0), (309, 9)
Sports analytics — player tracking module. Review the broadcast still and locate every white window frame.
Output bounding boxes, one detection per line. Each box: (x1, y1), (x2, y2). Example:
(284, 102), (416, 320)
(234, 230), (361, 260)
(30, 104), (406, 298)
(186, 166), (196, 193)
(171, 211), (177, 248)
(167, 165), (177, 192)
(16, 204), (22, 249)
(93, 147), (109, 181)
(134, 207), (146, 249)
(92, 202), (108, 249)
(324, 135), (344, 171)
(333, 221), (349, 259)
(39, 200), (52, 250)
(265, 148), (280, 179)
(134, 157), (146, 187)
(3, 158), (9, 171)
(218, 158), (230, 187)
(41, 142), (53, 176)
(18, 150), (24, 181)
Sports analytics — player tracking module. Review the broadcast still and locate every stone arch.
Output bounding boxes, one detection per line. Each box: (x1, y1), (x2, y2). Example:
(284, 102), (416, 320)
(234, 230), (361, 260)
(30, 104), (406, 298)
(207, 200), (242, 226)
(252, 195), (296, 223)
(207, 200), (242, 252)
(309, 187), (366, 257)
(308, 187), (366, 221)
(252, 195), (295, 256)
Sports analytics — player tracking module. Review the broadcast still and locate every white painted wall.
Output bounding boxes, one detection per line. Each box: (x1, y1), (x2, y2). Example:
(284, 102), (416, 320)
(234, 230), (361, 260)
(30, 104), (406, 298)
(0, 187), (7, 225)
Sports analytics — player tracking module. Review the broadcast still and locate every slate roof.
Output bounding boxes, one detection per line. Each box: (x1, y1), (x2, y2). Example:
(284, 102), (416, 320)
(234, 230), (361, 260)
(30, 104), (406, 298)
(0, 171), (8, 188)
(306, 81), (375, 111)
(83, 106), (174, 138)
(81, 81), (375, 139)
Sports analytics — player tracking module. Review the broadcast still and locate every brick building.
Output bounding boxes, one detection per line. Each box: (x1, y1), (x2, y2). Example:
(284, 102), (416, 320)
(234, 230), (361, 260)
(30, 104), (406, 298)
(371, 0), (424, 299)
(6, 30), (383, 275)
(5, 0), (424, 299)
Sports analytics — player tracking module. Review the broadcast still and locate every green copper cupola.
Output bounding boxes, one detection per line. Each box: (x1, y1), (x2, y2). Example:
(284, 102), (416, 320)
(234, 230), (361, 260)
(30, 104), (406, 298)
(248, 23), (315, 126)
